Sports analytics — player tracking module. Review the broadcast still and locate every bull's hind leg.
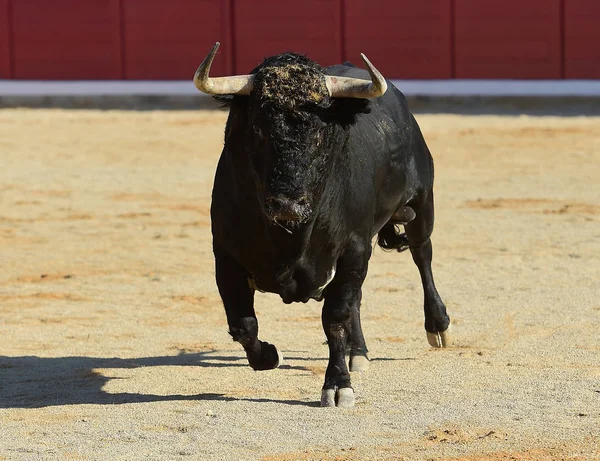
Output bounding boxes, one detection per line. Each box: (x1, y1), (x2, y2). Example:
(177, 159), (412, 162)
(405, 192), (452, 348)
(348, 289), (369, 372)
(214, 243), (280, 370)
(321, 237), (370, 407)
(377, 205), (415, 252)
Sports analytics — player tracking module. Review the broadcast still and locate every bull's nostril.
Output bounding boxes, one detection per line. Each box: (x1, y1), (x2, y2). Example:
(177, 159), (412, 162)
(267, 197), (283, 213)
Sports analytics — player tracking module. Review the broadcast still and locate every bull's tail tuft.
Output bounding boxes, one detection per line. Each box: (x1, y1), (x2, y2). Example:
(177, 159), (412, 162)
(377, 223), (410, 252)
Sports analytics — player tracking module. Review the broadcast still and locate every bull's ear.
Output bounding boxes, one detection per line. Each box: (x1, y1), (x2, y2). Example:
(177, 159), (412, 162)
(213, 95), (234, 108)
(326, 98), (371, 127)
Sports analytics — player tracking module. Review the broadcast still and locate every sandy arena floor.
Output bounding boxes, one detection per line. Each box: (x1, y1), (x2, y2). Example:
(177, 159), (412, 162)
(0, 108), (599, 460)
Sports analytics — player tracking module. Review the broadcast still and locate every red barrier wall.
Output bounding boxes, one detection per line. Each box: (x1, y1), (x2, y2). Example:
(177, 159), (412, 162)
(0, 0), (10, 79)
(123, 0), (232, 79)
(454, 0), (562, 79)
(12, 0), (122, 79)
(1, 0), (600, 80)
(564, 0), (600, 79)
(233, 0), (342, 73)
(344, 0), (452, 79)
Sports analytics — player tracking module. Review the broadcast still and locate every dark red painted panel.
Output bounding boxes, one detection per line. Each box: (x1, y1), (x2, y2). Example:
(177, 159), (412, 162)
(233, 0), (342, 73)
(0, 0), (10, 79)
(454, 0), (561, 79)
(345, 0), (452, 79)
(12, 0), (121, 79)
(123, 0), (231, 80)
(564, 0), (600, 79)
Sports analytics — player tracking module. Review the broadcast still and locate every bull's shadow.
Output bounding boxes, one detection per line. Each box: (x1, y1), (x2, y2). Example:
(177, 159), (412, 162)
(0, 351), (315, 409)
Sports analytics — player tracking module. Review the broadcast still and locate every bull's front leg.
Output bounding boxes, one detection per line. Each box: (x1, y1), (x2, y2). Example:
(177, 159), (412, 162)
(320, 239), (370, 408)
(214, 243), (281, 371)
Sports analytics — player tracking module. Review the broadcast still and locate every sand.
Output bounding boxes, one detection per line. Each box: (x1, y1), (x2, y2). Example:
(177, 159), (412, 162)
(0, 108), (599, 460)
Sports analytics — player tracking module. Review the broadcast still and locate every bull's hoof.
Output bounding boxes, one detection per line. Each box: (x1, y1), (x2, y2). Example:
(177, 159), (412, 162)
(320, 387), (355, 408)
(426, 324), (452, 348)
(248, 341), (281, 371)
(349, 354), (369, 372)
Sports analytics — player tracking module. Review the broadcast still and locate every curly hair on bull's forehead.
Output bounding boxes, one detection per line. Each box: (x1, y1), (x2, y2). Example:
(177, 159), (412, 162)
(251, 53), (330, 110)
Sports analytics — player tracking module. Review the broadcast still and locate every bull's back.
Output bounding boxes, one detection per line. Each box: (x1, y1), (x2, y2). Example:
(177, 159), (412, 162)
(326, 64), (433, 235)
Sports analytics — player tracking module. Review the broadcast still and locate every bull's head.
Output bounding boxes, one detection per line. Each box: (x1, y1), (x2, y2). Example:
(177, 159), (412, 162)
(194, 43), (387, 228)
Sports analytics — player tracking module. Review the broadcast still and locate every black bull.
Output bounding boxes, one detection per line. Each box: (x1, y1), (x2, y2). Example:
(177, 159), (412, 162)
(204, 49), (452, 407)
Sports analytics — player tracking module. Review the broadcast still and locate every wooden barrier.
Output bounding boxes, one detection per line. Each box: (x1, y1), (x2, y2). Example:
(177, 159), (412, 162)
(564, 0), (600, 79)
(123, 0), (232, 79)
(11, 0), (122, 79)
(1, 0), (599, 80)
(0, 0), (10, 79)
(233, 0), (342, 73)
(454, 0), (562, 79)
(344, 0), (452, 79)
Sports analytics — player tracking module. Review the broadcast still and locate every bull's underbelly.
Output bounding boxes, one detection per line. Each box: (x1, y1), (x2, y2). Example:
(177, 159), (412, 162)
(249, 259), (337, 304)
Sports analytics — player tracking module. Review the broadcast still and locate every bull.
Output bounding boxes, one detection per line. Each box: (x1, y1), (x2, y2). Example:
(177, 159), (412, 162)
(194, 43), (452, 407)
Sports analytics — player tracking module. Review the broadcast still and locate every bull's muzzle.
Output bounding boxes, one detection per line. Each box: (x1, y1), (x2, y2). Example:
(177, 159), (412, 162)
(265, 195), (310, 224)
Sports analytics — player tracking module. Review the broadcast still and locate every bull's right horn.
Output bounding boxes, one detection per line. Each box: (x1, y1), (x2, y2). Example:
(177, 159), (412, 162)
(193, 42), (254, 95)
(325, 53), (387, 99)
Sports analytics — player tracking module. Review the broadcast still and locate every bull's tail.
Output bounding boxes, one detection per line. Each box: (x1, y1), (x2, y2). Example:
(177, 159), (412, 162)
(377, 223), (410, 252)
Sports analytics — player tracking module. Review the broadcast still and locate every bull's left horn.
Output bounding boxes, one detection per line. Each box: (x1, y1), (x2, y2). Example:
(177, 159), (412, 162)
(325, 53), (387, 99)
(193, 42), (254, 95)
